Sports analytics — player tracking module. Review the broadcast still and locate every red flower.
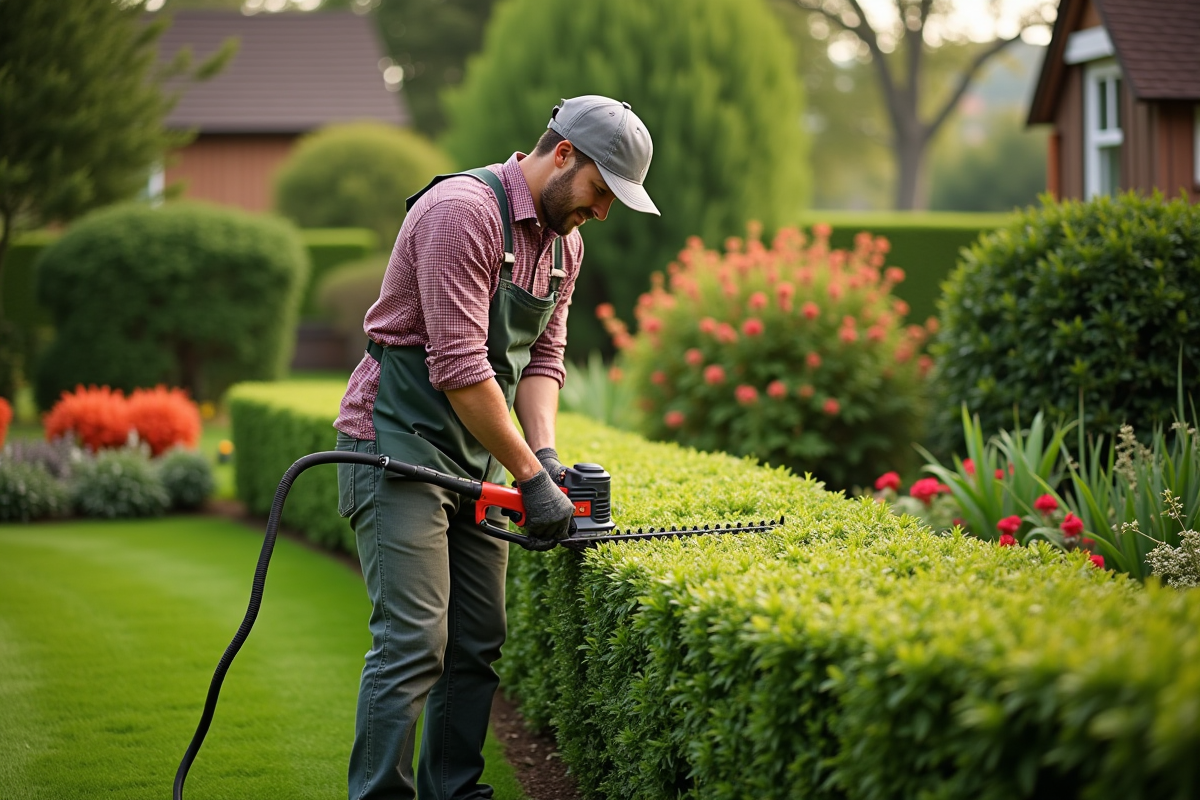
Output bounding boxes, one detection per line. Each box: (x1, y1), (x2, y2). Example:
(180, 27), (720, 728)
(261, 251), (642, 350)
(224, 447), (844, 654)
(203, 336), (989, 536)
(1034, 494), (1058, 514)
(910, 477), (949, 505)
(1061, 512), (1084, 537)
(699, 317), (718, 334)
(802, 301), (820, 320)
(716, 323), (738, 343)
(839, 327), (859, 343)
(684, 348), (704, 366)
(0, 397), (11, 449)
(748, 291), (768, 310)
(822, 397), (840, 416)
(1081, 537), (1096, 551)
(797, 384), (815, 399)
(806, 352), (822, 369)
(664, 410), (685, 428)
(608, 367), (623, 382)
(651, 370), (667, 385)
(127, 386), (202, 456)
(962, 458), (976, 475)
(741, 317), (764, 337)
(766, 380), (787, 399)
(867, 325), (886, 342)
(996, 515), (1022, 536)
(998, 533), (1017, 547)
(642, 317), (662, 334)
(1089, 554), (1105, 569)
(884, 267), (906, 284)
(703, 365), (726, 385)
(595, 303), (615, 320)
(43, 385), (132, 452)
(735, 384), (759, 405)
(993, 464), (1015, 479)
(874, 471), (901, 492)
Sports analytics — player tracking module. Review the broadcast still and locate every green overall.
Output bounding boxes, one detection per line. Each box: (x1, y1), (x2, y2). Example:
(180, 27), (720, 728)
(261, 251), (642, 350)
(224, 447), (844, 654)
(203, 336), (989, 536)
(339, 168), (563, 800)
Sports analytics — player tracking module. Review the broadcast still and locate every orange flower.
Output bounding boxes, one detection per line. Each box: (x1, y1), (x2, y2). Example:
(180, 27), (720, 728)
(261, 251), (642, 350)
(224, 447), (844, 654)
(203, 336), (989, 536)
(127, 386), (202, 456)
(43, 385), (132, 452)
(595, 303), (615, 320)
(0, 397), (11, 449)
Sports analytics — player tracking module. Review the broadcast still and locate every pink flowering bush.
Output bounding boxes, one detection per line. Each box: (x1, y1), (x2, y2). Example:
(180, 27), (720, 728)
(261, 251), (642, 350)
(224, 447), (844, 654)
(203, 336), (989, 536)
(601, 223), (931, 489)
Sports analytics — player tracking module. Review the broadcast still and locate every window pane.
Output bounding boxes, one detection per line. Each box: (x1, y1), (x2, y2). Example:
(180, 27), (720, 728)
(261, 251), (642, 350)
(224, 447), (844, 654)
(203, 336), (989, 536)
(1100, 145), (1121, 195)
(1114, 78), (1122, 129)
(1098, 78), (1107, 131)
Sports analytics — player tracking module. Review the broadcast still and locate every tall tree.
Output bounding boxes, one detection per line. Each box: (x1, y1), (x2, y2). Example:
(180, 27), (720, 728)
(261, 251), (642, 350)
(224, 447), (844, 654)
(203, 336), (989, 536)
(373, 0), (497, 136)
(442, 0), (810, 356)
(0, 0), (231, 315)
(781, 0), (1053, 209)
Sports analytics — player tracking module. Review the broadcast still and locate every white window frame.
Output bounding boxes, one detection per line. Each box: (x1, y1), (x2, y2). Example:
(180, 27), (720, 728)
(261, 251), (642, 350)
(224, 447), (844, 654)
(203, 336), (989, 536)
(1084, 60), (1124, 199)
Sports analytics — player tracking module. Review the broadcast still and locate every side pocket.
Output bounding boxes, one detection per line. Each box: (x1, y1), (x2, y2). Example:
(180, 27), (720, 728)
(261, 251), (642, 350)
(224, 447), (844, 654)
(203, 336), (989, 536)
(336, 436), (358, 518)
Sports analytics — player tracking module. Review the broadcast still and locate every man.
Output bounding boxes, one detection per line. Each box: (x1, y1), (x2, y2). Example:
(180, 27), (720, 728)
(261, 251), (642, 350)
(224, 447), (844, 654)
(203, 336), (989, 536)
(333, 95), (659, 800)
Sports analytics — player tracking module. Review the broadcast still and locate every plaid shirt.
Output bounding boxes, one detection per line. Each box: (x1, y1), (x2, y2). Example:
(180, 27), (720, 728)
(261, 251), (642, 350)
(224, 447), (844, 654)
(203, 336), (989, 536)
(334, 153), (583, 440)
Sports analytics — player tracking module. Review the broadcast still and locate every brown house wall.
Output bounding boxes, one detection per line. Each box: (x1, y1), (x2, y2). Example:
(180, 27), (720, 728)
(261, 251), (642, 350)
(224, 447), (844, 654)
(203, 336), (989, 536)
(1155, 102), (1198, 202)
(1055, 66), (1086, 199)
(1126, 91), (1156, 194)
(164, 134), (297, 212)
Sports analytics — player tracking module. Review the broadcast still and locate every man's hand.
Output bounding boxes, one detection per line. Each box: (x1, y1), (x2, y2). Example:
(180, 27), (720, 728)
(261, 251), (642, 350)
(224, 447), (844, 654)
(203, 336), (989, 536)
(517, 469), (575, 540)
(535, 447), (567, 484)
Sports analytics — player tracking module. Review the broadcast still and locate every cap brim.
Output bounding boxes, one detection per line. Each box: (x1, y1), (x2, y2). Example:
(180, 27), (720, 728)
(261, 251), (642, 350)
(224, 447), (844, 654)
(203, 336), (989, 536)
(596, 164), (660, 216)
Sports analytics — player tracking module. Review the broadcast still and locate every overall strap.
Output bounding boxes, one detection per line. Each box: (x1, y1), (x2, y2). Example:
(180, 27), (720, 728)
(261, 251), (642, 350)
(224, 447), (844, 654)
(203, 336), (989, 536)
(550, 238), (564, 294)
(405, 168), (517, 276)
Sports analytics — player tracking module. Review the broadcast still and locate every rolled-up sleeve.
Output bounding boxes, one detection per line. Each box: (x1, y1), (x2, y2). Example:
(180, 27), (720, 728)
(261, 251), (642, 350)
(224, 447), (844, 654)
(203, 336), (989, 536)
(411, 197), (504, 391)
(523, 235), (583, 388)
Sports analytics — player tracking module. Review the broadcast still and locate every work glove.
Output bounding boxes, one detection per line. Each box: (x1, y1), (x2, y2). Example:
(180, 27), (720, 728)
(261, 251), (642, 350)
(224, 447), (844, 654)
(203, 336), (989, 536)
(517, 468), (575, 541)
(534, 447), (567, 484)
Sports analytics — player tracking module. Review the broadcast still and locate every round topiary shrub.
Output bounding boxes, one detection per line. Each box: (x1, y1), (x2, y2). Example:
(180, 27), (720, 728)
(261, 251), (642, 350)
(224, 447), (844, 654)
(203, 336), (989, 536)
(606, 224), (931, 490)
(34, 202), (309, 408)
(157, 448), (215, 511)
(0, 460), (69, 522)
(273, 122), (455, 248)
(71, 448), (169, 519)
(932, 192), (1200, 449)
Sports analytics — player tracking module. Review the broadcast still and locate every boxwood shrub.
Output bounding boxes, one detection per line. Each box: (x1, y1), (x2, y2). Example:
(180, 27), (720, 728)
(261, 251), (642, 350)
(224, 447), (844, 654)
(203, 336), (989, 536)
(33, 202), (309, 407)
(227, 379), (1200, 799)
(931, 192), (1200, 450)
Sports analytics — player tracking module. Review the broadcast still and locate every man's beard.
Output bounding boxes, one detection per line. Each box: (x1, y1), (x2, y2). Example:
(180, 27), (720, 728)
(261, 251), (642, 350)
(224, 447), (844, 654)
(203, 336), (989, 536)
(541, 163), (591, 236)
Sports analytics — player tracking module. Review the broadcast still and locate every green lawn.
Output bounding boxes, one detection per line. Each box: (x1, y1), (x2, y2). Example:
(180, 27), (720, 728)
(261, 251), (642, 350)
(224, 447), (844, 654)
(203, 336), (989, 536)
(0, 517), (526, 800)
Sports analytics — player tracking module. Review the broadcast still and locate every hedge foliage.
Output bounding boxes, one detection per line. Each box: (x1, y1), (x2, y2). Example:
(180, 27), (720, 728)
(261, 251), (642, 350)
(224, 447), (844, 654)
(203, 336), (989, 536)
(227, 379), (1200, 799)
(297, 228), (379, 319)
(932, 193), (1200, 450)
(443, 0), (809, 356)
(274, 122), (453, 251)
(795, 211), (1010, 325)
(33, 202), (308, 408)
(227, 380), (350, 552)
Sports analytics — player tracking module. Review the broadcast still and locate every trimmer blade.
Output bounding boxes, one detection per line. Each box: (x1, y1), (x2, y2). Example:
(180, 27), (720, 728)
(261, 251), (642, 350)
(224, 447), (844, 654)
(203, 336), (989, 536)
(558, 516), (785, 551)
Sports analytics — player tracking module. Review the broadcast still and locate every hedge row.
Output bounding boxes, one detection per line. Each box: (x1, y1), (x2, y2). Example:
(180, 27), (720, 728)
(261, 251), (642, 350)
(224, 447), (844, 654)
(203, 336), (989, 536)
(795, 210), (1010, 324)
(227, 380), (351, 552)
(2, 225), (377, 333)
(228, 380), (1200, 799)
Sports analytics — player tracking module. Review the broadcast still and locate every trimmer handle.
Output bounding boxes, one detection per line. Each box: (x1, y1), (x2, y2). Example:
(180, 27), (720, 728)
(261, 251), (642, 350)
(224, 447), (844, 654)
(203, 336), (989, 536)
(475, 480), (570, 551)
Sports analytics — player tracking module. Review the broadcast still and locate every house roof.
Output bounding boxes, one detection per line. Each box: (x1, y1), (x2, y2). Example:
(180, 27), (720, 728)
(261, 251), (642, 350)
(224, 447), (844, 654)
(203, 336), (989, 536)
(1029, 0), (1200, 123)
(158, 11), (408, 134)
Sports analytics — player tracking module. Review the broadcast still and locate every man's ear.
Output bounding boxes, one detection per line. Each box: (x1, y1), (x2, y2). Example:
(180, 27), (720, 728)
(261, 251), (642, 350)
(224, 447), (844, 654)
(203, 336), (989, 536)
(553, 139), (575, 169)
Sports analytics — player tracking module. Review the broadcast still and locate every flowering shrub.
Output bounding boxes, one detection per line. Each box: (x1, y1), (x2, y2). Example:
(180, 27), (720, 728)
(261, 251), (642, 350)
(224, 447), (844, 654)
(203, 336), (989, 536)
(0, 396), (11, 448)
(43, 384), (201, 455)
(126, 386), (202, 456)
(43, 385), (132, 451)
(602, 223), (931, 489)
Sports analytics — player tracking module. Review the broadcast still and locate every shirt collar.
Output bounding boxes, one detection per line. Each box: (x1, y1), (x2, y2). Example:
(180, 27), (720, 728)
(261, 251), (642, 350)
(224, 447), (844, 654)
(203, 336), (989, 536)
(500, 152), (542, 226)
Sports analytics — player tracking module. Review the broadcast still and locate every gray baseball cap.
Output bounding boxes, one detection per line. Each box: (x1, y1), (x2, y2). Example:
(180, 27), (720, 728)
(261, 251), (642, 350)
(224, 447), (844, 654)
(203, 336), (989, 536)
(548, 95), (659, 216)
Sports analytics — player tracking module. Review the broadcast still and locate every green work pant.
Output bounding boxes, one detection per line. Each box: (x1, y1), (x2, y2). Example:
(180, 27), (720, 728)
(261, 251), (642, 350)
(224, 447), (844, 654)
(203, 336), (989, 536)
(337, 433), (509, 800)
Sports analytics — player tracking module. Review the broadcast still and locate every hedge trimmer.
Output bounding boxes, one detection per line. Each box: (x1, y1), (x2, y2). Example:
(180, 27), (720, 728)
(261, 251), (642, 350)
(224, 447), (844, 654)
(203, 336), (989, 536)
(173, 451), (783, 799)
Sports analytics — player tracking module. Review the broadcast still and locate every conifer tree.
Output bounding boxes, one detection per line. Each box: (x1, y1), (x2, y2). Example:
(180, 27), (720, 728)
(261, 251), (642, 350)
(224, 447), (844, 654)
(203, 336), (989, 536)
(442, 0), (809, 354)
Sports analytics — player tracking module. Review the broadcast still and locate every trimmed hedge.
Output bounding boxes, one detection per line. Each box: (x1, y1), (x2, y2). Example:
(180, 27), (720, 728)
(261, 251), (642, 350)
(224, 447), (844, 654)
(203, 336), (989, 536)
(227, 380), (1200, 799)
(796, 211), (1011, 324)
(227, 380), (350, 552)
(3, 226), (376, 350)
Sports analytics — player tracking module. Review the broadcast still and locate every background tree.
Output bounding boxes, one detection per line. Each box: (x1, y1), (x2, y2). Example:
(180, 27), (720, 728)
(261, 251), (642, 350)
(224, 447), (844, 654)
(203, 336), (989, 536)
(780, 0), (1054, 209)
(0, 0), (230, 399)
(929, 108), (1046, 211)
(442, 0), (810, 355)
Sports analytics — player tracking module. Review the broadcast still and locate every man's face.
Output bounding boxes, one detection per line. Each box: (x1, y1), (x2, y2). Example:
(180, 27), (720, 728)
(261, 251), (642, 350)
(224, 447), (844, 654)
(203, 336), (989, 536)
(541, 156), (616, 236)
